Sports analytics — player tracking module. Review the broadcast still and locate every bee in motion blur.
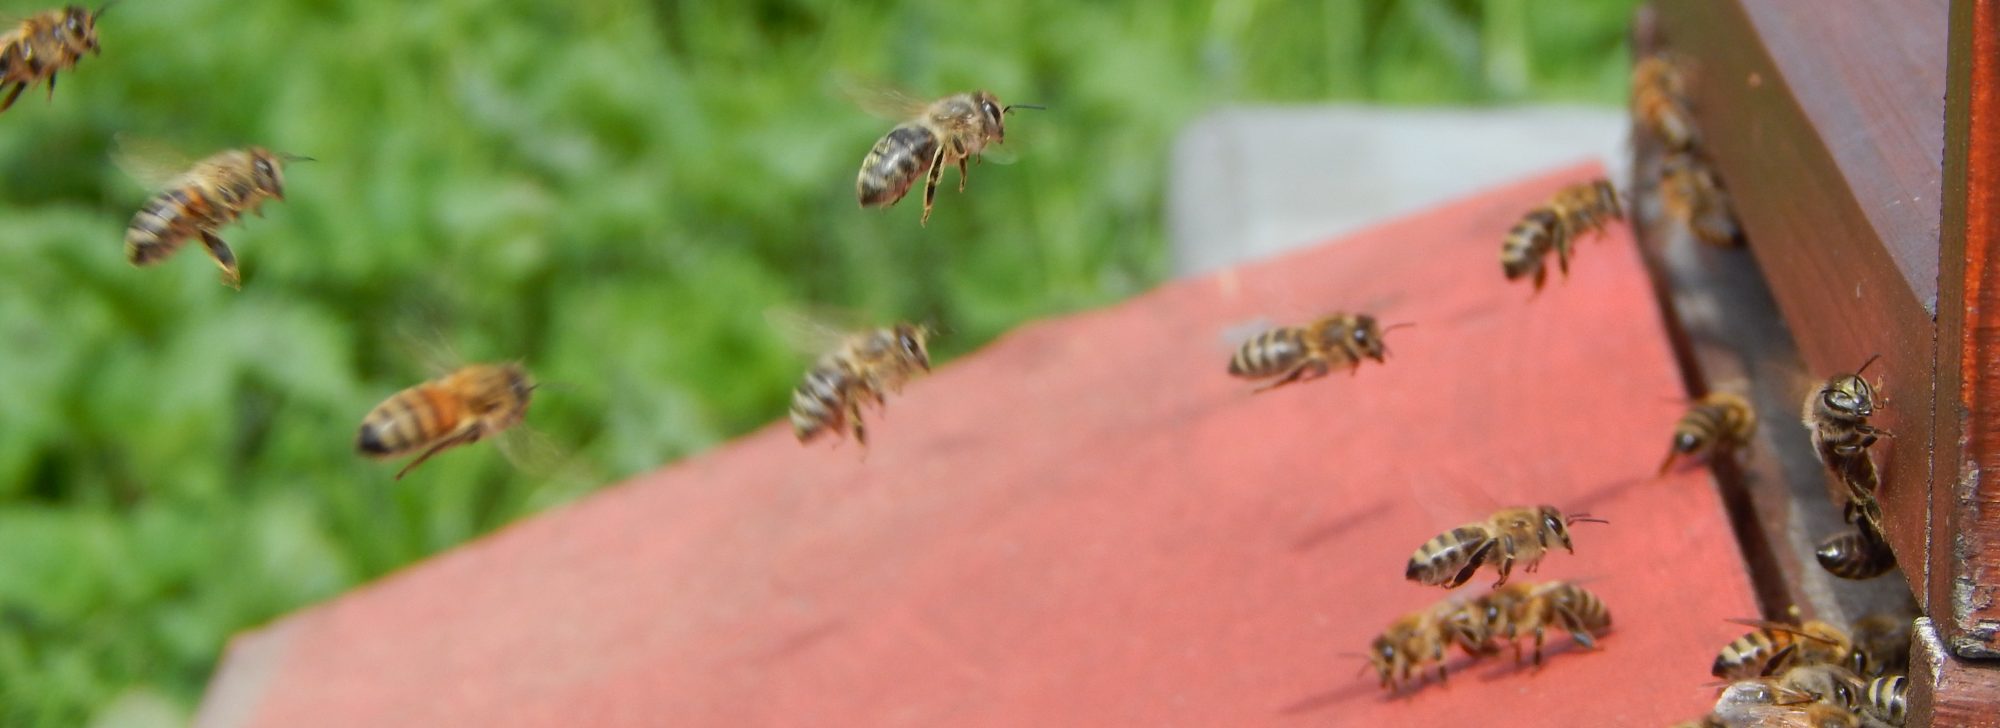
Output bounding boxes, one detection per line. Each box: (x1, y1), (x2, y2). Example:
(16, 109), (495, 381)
(1631, 54), (1696, 152)
(853, 88), (1042, 226)
(0, 4), (104, 114)
(121, 144), (309, 289)
(1362, 601), (1461, 692)
(1816, 520), (1897, 581)
(356, 363), (535, 479)
(1661, 151), (1743, 246)
(1225, 312), (1407, 392)
(1659, 391), (1757, 475)
(790, 322), (932, 447)
(1802, 356), (1891, 528)
(1405, 505), (1607, 589)
(1500, 179), (1625, 291)
(1464, 580), (1613, 667)
(1712, 618), (1858, 680)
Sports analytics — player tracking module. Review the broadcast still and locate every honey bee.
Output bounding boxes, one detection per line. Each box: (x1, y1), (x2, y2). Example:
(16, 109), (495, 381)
(0, 4), (104, 114)
(1632, 55), (1696, 151)
(122, 145), (308, 289)
(853, 88), (1041, 226)
(1659, 391), (1758, 475)
(1225, 313), (1407, 391)
(1476, 580), (1613, 667)
(1713, 619), (1855, 680)
(1500, 179), (1625, 290)
(1661, 151), (1743, 246)
(1802, 356), (1892, 526)
(1847, 614), (1910, 678)
(1405, 506), (1607, 589)
(790, 322), (932, 447)
(1364, 603), (1454, 692)
(1815, 521), (1897, 581)
(1773, 663), (1869, 713)
(1862, 675), (1905, 726)
(355, 363), (534, 479)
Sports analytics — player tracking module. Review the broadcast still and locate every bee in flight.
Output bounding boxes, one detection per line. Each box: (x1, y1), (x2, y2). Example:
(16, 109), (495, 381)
(1712, 618), (1857, 681)
(789, 322), (932, 448)
(1815, 520), (1896, 581)
(1631, 54), (1696, 152)
(1659, 391), (1757, 475)
(356, 363), (535, 479)
(1802, 356), (1891, 528)
(120, 142), (310, 289)
(1405, 505), (1607, 589)
(1660, 151), (1742, 246)
(1500, 179), (1624, 291)
(1225, 312), (1408, 392)
(0, 4), (105, 114)
(853, 87), (1042, 226)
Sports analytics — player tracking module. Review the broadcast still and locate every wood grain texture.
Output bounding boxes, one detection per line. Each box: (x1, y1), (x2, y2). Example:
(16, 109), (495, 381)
(1912, 616), (2000, 728)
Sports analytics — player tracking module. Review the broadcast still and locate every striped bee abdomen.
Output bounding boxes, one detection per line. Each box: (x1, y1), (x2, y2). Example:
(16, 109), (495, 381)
(1816, 527), (1897, 580)
(125, 188), (208, 265)
(356, 384), (465, 458)
(1865, 676), (1905, 725)
(790, 361), (854, 442)
(1501, 208), (1560, 280)
(1406, 525), (1494, 587)
(857, 124), (939, 207)
(1227, 327), (1307, 378)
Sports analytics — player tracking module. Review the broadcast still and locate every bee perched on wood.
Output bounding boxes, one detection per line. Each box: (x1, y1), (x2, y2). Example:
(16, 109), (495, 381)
(1631, 54), (1695, 152)
(1405, 506), (1607, 589)
(1500, 179), (1624, 291)
(1225, 313), (1407, 392)
(120, 143), (309, 289)
(789, 322), (932, 447)
(1802, 356), (1892, 527)
(0, 4), (105, 114)
(853, 87), (1042, 226)
(1661, 151), (1743, 246)
(1847, 614), (1911, 678)
(1815, 520), (1897, 581)
(1476, 580), (1613, 667)
(356, 363), (535, 479)
(1659, 391), (1757, 475)
(1712, 618), (1856, 680)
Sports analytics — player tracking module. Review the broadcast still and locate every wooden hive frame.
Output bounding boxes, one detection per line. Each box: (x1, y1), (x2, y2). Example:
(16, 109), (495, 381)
(1632, 1), (2000, 724)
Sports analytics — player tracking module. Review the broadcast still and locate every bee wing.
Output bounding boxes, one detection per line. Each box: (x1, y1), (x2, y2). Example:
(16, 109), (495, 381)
(833, 75), (933, 121)
(1216, 316), (1278, 354)
(765, 305), (864, 356)
(112, 133), (199, 191)
(1723, 618), (1843, 645)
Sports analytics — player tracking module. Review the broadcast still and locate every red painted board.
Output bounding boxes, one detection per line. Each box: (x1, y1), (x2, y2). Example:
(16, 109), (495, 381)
(197, 162), (1757, 727)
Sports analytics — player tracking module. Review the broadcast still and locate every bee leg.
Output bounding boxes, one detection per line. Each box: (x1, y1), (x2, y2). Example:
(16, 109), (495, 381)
(848, 399), (868, 447)
(1532, 264), (1547, 292)
(0, 82), (22, 112)
(957, 155), (969, 192)
(1253, 361), (1316, 393)
(1532, 627), (1546, 667)
(395, 427), (482, 480)
(200, 232), (242, 289)
(44, 72), (54, 100)
(920, 145), (946, 226)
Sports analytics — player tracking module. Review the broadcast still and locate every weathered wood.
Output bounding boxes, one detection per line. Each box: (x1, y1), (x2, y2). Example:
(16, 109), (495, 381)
(1911, 617), (2000, 728)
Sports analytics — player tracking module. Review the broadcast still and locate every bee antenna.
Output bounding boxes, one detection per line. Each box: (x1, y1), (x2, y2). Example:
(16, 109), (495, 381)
(1855, 353), (1882, 376)
(1381, 322), (1418, 334)
(1567, 514), (1610, 525)
(1003, 104), (1047, 113)
(281, 153), (318, 163)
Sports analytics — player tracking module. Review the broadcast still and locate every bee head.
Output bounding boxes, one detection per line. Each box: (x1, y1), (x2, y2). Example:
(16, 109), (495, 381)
(893, 323), (931, 372)
(971, 90), (1006, 143)
(1347, 315), (1388, 362)
(65, 5), (102, 54)
(247, 148), (287, 200)
(1819, 376), (1876, 420)
(1672, 430), (1703, 453)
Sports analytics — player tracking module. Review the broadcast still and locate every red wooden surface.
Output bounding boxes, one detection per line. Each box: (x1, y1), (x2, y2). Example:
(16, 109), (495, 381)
(197, 164), (1758, 727)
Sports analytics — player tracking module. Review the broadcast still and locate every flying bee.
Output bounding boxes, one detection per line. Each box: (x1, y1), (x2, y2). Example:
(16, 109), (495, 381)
(1863, 675), (1905, 726)
(120, 143), (310, 289)
(1659, 391), (1758, 475)
(1405, 506), (1607, 589)
(1661, 151), (1743, 246)
(1847, 614), (1910, 678)
(1225, 313), (1408, 392)
(1713, 618), (1856, 680)
(1631, 55), (1696, 151)
(789, 322), (932, 447)
(1363, 603), (1455, 692)
(1500, 179), (1624, 290)
(1815, 521), (1897, 581)
(852, 87), (1042, 226)
(0, 4), (105, 114)
(1477, 580), (1613, 667)
(356, 363), (535, 479)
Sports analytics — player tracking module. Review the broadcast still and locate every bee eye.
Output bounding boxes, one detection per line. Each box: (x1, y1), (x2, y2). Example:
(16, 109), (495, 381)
(982, 101), (1001, 120)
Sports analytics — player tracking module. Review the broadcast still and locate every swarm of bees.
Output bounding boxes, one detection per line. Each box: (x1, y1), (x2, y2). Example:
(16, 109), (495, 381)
(1365, 580), (1613, 694)
(1224, 312), (1405, 391)
(1659, 391), (1757, 475)
(1405, 505), (1605, 589)
(1499, 178), (1625, 291)
(1676, 615), (1912, 727)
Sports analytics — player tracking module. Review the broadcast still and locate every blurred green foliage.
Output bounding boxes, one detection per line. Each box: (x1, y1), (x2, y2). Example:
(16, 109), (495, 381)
(0, 0), (1635, 723)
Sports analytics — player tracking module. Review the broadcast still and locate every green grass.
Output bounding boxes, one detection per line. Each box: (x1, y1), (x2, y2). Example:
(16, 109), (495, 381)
(0, 0), (1636, 723)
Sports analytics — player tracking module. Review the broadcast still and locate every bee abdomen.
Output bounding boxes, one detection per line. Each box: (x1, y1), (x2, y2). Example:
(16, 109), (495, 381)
(790, 363), (851, 442)
(357, 385), (457, 457)
(1501, 209), (1559, 278)
(1713, 633), (1782, 679)
(1406, 526), (1492, 585)
(1865, 675), (1906, 724)
(125, 189), (203, 265)
(1816, 529), (1897, 580)
(1228, 328), (1305, 378)
(857, 124), (939, 207)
